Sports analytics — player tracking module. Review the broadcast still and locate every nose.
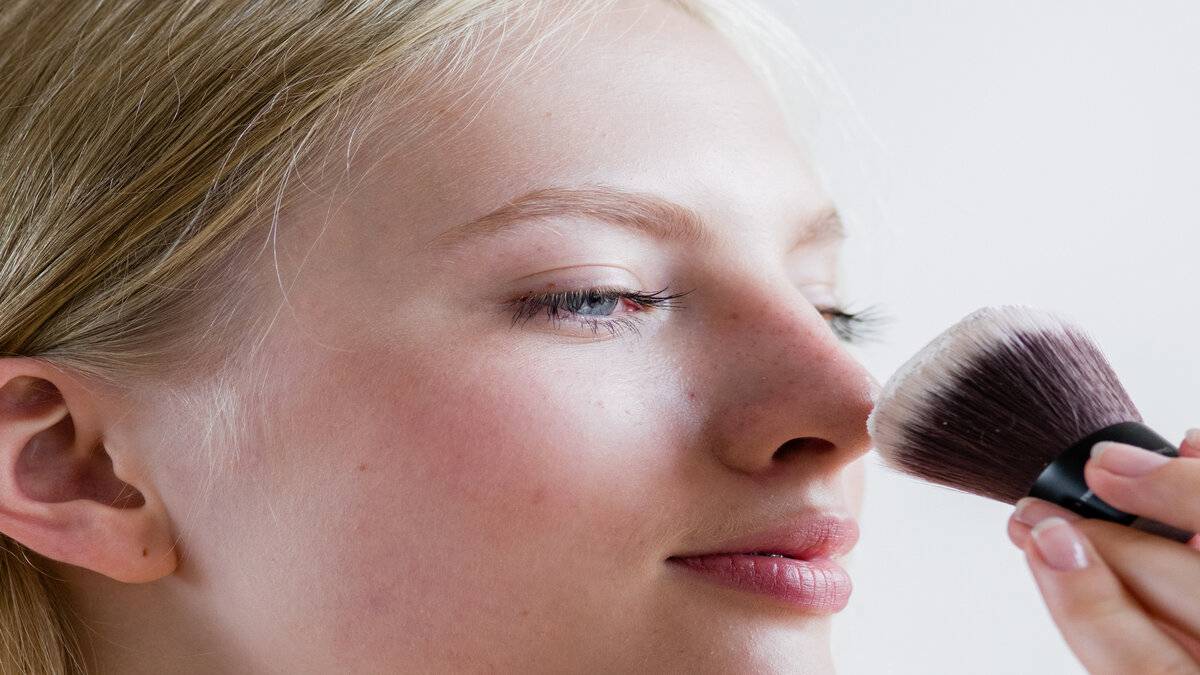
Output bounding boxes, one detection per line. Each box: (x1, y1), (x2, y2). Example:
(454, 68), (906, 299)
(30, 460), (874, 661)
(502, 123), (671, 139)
(698, 278), (878, 478)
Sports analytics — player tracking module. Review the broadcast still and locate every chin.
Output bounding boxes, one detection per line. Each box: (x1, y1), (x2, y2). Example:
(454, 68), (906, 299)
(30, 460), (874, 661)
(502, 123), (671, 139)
(611, 595), (836, 674)
(619, 635), (835, 674)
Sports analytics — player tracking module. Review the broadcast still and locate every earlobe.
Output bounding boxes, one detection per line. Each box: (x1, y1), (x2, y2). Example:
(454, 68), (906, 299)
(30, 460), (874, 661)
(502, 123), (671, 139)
(0, 366), (178, 583)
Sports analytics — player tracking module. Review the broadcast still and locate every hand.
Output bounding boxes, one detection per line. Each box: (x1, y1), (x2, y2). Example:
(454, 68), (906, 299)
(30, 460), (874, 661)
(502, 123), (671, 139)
(1006, 429), (1200, 675)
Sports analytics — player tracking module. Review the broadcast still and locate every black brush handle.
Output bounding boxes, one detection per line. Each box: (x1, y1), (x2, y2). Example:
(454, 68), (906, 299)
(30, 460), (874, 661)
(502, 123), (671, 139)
(1028, 421), (1193, 543)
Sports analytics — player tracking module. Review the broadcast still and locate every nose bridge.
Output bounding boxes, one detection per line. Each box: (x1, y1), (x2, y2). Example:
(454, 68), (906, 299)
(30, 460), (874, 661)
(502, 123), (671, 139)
(701, 277), (877, 475)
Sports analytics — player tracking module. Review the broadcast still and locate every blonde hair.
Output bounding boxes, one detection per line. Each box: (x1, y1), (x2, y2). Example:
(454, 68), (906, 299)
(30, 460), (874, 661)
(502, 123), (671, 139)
(0, 0), (835, 671)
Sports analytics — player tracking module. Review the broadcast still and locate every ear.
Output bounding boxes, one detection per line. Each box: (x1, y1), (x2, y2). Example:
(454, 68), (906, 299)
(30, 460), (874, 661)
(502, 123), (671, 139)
(0, 359), (178, 583)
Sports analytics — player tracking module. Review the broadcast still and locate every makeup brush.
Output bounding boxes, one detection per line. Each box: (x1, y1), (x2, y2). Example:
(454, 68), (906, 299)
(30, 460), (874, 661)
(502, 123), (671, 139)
(866, 304), (1192, 542)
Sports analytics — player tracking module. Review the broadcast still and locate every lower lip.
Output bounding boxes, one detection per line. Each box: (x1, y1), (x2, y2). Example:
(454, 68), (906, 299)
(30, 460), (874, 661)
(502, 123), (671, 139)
(666, 554), (852, 613)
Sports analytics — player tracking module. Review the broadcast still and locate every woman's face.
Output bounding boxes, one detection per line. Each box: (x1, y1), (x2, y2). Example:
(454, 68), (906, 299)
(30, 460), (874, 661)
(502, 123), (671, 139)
(160, 1), (877, 671)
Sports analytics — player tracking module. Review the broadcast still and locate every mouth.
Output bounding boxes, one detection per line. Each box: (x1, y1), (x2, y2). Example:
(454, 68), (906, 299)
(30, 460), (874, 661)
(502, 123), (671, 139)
(665, 514), (858, 614)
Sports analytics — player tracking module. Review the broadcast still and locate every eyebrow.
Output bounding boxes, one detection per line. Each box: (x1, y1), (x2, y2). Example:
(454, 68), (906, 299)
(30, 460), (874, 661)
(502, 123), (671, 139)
(421, 184), (846, 254)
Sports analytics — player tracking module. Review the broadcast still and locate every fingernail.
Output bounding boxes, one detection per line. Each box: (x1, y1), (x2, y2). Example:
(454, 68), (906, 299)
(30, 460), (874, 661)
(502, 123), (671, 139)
(1090, 441), (1170, 477)
(1031, 517), (1089, 571)
(1186, 428), (1200, 449)
(1012, 497), (1082, 527)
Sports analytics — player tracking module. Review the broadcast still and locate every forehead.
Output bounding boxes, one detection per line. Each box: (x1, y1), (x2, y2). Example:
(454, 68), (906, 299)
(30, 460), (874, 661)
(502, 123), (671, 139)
(327, 0), (828, 255)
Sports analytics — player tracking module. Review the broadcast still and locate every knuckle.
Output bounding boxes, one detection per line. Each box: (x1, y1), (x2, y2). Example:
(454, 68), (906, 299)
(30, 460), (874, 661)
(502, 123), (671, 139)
(1068, 594), (1128, 625)
(1072, 518), (1125, 545)
(1072, 519), (1109, 538)
(1076, 515), (1165, 544)
(1164, 457), (1200, 491)
(1166, 456), (1200, 487)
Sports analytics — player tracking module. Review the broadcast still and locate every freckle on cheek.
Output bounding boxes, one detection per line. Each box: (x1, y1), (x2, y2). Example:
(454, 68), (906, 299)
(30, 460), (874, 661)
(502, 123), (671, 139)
(728, 311), (740, 320)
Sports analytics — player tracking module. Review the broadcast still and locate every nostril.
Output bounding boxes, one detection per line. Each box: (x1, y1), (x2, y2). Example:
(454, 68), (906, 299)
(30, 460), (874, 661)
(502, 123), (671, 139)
(772, 436), (836, 461)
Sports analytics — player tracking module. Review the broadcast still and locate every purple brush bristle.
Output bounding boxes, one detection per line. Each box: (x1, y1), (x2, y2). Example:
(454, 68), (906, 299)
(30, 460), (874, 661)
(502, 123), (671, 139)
(866, 305), (1142, 504)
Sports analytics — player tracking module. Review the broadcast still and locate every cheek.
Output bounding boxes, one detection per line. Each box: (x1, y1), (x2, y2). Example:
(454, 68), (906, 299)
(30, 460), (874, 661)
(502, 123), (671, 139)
(385, 357), (625, 529)
(266, 339), (679, 655)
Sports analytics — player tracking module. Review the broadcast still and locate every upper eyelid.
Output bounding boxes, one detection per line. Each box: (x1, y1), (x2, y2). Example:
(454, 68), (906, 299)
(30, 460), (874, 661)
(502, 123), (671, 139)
(520, 285), (689, 309)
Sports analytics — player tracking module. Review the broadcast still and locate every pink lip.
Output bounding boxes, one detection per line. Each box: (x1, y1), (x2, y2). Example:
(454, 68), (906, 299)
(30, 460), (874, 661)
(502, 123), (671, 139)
(666, 515), (858, 614)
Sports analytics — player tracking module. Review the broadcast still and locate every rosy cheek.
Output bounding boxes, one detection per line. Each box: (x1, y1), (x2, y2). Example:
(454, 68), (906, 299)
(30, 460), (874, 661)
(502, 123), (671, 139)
(288, 345), (598, 623)
(362, 348), (613, 541)
(374, 397), (572, 540)
(260, 339), (588, 538)
(281, 334), (678, 605)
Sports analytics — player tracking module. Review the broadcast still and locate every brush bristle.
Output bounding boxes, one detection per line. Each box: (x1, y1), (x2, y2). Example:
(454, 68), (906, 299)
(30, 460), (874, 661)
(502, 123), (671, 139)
(867, 305), (1141, 504)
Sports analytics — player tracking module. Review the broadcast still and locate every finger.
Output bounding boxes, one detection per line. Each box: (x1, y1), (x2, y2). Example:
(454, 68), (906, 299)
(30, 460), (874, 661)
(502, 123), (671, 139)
(1182, 428), (1200, 459)
(1008, 497), (1081, 549)
(1073, 518), (1200, 644)
(1085, 442), (1200, 535)
(1009, 503), (1200, 637)
(1023, 517), (1199, 675)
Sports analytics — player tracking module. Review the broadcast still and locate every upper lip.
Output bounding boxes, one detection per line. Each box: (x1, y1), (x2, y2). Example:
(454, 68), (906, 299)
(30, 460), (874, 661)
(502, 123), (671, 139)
(668, 512), (859, 561)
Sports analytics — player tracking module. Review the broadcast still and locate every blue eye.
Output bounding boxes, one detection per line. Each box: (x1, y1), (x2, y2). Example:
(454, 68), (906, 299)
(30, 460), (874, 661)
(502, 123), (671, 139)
(505, 285), (890, 343)
(569, 289), (621, 316)
(506, 285), (692, 338)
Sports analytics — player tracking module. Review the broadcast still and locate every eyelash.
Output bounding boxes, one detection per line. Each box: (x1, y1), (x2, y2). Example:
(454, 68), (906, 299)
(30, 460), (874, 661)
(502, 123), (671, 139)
(506, 285), (890, 344)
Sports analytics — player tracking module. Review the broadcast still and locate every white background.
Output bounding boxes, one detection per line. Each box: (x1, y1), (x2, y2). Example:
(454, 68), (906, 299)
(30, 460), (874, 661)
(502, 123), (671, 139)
(762, 2), (1200, 673)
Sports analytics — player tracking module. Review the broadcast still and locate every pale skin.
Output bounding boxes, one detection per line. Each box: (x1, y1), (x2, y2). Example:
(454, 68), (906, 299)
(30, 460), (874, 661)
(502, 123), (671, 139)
(0, 2), (875, 672)
(0, 0), (1187, 672)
